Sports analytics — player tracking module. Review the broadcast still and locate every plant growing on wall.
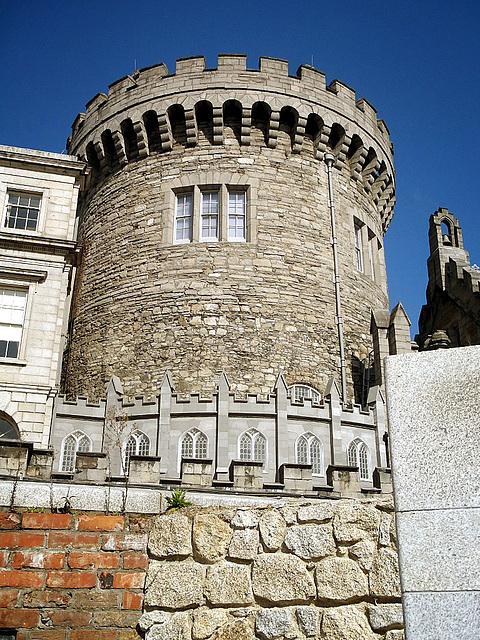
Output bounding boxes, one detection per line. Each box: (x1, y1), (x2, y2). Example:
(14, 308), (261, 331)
(165, 489), (193, 511)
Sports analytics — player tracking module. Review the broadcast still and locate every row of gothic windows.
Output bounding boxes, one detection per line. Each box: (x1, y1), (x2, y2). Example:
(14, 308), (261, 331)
(60, 428), (371, 480)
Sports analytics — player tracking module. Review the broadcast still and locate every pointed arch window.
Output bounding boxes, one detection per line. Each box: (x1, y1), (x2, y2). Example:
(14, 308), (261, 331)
(239, 429), (266, 464)
(180, 428), (208, 461)
(60, 430), (92, 472)
(289, 384), (321, 404)
(122, 430), (150, 473)
(296, 433), (323, 475)
(347, 438), (370, 480)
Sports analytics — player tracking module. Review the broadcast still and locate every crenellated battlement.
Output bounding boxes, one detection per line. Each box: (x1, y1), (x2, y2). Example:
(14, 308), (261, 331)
(67, 55), (394, 226)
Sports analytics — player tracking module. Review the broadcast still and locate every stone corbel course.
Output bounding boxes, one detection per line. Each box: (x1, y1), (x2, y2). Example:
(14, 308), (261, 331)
(141, 497), (403, 639)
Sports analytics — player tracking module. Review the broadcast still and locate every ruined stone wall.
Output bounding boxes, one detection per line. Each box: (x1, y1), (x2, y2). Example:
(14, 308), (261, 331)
(63, 56), (394, 401)
(143, 498), (403, 639)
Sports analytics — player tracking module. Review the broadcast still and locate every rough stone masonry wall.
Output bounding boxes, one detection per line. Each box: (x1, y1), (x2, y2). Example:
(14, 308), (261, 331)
(142, 497), (403, 639)
(0, 510), (149, 639)
(63, 56), (393, 401)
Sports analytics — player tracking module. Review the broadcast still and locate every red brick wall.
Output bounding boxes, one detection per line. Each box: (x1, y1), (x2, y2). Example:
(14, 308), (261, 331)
(0, 510), (149, 639)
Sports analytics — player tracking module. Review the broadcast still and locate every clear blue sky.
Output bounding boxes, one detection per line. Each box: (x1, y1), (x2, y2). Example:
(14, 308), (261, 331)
(1, 0), (479, 336)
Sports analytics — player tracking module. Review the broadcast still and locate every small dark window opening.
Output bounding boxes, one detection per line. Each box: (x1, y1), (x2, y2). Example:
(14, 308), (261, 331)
(327, 123), (345, 152)
(121, 119), (139, 161)
(143, 111), (162, 153)
(85, 142), (101, 180)
(101, 130), (118, 171)
(168, 105), (187, 146)
(279, 106), (298, 148)
(251, 101), (271, 145)
(195, 101), (214, 144)
(346, 134), (363, 160)
(223, 100), (242, 143)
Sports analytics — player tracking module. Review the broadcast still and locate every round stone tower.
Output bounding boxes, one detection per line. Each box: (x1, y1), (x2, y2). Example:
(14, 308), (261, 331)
(64, 55), (395, 400)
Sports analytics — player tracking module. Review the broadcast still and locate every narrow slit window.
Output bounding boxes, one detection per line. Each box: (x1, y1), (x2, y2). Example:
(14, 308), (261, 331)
(355, 224), (364, 272)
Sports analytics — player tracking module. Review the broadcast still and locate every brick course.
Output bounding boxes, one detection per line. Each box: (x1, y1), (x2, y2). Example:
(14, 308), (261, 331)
(0, 509), (147, 639)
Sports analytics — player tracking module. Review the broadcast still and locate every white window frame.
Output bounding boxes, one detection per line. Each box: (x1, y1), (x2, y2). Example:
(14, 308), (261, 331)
(238, 428), (267, 467)
(2, 187), (46, 235)
(174, 192), (193, 244)
(295, 432), (324, 476)
(122, 430), (150, 474)
(178, 428), (209, 472)
(289, 384), (321, 404)
(60, 430), (92, 472)
(200, 190), (220, 241)
(228, 190), (247, 241)
(354, 222), (364, 272)
(347, 438), (371, 481)
(0, 286), (28, 360)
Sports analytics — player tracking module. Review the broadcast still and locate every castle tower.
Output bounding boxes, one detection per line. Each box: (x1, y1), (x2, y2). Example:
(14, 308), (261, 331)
(63, 55), (395, 401)
(417, 207), (480, 348)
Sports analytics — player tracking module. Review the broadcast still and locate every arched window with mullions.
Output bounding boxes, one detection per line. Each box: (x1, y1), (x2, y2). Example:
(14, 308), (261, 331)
(122, 430), (150, 473)
(296, 432), (324, 475)
(238, 429), (267, 465)
(180, 428), (208, 462)
(347, 438), (370, 480)
(289, 384), (321, 404)
(60, 430), (92, 472)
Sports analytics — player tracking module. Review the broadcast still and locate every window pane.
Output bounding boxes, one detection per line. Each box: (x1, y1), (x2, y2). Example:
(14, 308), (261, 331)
(228, 192), (246, 239)
(347, 442), (358, 467)
(297, 436), (308, 464)
(175, 193), (193, 241)
(62, 435), (77, 472)
(201, 191), (219, 239)
(123, 435), (137, 473)
(253, 433), (266, 462)
(0, 288), (26, 359)
(358, 443), (369, 480)
(5, 191), (41, 231)
(310, 438), (322, 474)
(239, 433), (252, 461)
(195, 432), (208, 458)
(181, 433), (194, 459)
(138, 433), (150, 456)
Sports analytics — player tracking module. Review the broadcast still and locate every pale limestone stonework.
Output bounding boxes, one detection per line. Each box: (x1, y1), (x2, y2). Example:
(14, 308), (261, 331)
(0, 145), (86, 446)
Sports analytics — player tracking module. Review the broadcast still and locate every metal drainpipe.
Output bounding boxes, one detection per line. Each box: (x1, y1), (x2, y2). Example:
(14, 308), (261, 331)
(325, 152), (347, 403)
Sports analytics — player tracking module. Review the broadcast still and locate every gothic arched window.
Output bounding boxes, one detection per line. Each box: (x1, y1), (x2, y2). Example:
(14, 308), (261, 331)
(239, 429), (266, 464)
(122, 430), (150, 473)
(347, 438), (370, 480)
(296, 432), (323, 475)
(180, 428), (208, 461)
(60, 430), (92, 472)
